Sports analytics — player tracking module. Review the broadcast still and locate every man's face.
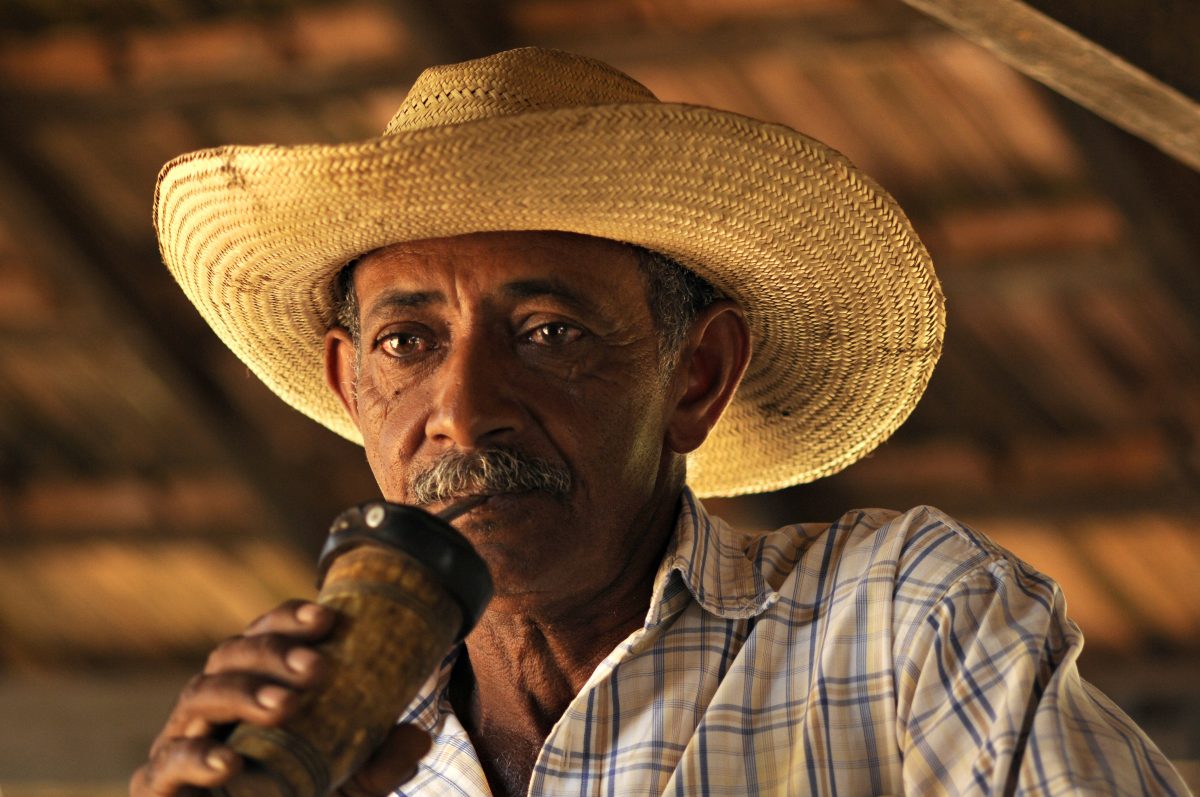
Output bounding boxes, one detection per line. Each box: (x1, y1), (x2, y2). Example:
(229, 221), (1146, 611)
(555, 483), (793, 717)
(327, 231), (687, 604)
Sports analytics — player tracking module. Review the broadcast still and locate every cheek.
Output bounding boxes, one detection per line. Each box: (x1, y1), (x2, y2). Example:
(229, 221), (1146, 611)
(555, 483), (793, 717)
(354, 378), (389, 422)
(354, 375), (425, 500)
(573, 366), (670, 484)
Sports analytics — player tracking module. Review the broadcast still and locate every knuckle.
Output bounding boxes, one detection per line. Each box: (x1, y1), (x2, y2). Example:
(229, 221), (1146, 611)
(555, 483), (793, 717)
(158, 735), (212, 773)
(129, 764), (151, 796)
(243, 632), (298, 673)
(250, 631), (291, 658)
(249, 599), (306, 630)
(245, 608), (279, 633)
(205, 631), (294, 675)
(179, 670), (252, 709)
(141, 740), (186, 794)
(179, 671), (209, 703)
(205, 635), (244, 671)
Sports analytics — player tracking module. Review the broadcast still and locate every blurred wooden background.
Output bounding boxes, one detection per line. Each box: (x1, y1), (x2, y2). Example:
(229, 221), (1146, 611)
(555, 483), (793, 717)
(0, 0), (1197, 792)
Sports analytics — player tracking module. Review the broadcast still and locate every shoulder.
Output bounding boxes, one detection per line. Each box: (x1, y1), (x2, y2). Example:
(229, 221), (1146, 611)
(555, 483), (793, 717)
(748, 505), (1015, 581)
(876, 505), (1056, 600)
(745, 505), (1060, 625)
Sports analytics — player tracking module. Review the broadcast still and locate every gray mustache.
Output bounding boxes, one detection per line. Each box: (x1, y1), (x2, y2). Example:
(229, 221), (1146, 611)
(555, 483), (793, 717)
(410, 447), (572, 505)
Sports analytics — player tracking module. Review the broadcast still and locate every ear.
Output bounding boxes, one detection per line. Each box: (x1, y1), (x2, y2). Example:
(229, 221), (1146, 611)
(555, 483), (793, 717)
(324, 326), (361, 429)
(665, 300), (751, 454)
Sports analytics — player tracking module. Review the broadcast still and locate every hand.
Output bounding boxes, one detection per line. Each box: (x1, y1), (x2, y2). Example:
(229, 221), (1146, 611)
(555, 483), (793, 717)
(332, 723), (433, 796)
(129, 599), (431, 796)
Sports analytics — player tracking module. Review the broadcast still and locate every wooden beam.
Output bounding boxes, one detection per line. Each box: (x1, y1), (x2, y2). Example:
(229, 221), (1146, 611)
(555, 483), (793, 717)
(533, 4), (939, 68)
(1048, 96), (1200, 343)
(836, 432), (1192, 510)
(897, 0), (1200, 171)
(0, 3), (425, 118)
(705, 430), (1200, 533)
(2, 473), (273, 538)
(921, 196), (1126, 262)
(1020, 0), (1200, 101)
(392, 0), (517, 63)
(0, 151), (313, 542)
(0, 6), (940, 120)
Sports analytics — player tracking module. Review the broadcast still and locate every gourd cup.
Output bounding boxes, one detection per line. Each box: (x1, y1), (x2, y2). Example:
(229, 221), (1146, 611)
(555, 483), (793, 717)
(212, 499), (492, 797)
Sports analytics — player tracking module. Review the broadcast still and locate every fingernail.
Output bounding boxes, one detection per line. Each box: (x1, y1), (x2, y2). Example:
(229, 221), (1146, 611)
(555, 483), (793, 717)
(286, 647), (319, 673)
(296, 603), (323, 624)
(183, 717), (208, 738)
(257, 685), (290, 709)
(206, 748), (232, 773)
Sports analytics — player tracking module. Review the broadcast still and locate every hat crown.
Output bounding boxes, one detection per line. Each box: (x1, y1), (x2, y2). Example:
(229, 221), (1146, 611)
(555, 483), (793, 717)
(383, 47), (658, 135)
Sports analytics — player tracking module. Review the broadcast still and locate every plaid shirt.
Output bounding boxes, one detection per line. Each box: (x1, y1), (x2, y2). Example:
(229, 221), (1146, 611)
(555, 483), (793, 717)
(396, 490), (1189, 796)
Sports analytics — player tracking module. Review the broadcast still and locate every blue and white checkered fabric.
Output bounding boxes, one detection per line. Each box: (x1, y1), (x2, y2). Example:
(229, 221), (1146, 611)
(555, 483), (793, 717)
(396, 489), (1189, 796)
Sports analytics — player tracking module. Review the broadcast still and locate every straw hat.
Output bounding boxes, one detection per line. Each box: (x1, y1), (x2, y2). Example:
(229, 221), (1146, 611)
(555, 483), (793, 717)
(153, 47), (944, 498)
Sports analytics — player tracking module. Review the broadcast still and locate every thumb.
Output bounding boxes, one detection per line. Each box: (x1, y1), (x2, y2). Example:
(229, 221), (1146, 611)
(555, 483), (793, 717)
(336, 723), (433, 796)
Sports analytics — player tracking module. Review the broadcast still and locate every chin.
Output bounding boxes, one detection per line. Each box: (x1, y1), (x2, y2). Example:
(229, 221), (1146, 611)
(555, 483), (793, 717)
(474, 550), (559, 602)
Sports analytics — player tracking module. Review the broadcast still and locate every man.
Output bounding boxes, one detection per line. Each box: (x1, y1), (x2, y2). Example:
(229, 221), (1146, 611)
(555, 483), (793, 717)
(134, 48), (1189, 796)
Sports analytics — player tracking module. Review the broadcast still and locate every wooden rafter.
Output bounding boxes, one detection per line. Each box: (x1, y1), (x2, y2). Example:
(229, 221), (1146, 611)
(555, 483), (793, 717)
(0, 147), (303, 541)
(898, 0), (1200, 172)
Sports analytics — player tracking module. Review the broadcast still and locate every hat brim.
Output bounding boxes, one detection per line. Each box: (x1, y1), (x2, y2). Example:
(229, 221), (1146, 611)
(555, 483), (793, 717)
(154, 101), (944, 497)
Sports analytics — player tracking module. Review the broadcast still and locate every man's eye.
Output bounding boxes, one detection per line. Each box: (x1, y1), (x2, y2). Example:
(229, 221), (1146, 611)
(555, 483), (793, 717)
(380, 333), (435, 357)
(526, 322), (583, 346)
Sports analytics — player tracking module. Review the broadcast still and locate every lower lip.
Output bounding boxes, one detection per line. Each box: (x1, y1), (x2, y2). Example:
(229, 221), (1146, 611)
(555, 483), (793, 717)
(436, 495), (488, 521)
(456, 492), (540, 516)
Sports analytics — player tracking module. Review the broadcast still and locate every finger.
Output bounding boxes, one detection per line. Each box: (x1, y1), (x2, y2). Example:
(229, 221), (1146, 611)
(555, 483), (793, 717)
(244, 600), (336, 638)
(203, 631), (326, 687)
(336, 724), (432, 796)
(136, 737), (243, 795)
(167, 671), (300, 734)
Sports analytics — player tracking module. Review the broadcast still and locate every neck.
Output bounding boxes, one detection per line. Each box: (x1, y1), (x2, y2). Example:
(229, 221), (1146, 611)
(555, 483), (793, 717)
(451, 485), (682, 797)
(465, 570), (657, 719)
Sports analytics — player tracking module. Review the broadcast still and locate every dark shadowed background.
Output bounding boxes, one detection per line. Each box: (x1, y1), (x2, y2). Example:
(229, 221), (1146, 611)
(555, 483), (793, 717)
(0, 0), (1197, 793)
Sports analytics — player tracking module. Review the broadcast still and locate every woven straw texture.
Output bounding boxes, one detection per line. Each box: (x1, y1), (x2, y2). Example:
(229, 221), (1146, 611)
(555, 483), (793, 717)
(153, 48), (944, 498)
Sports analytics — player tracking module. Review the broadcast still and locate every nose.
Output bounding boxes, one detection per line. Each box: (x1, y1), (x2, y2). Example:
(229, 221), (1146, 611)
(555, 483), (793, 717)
(424, 333), (523, 449)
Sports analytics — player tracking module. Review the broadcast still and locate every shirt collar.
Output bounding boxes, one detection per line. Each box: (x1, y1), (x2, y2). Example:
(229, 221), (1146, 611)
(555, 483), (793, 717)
(402, 487), (780, 732)
(644, 487), (780, 628)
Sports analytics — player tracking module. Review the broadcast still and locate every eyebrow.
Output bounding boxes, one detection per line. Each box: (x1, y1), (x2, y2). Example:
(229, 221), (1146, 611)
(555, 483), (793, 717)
(502, 278), (601, 317)
(363, 290), (442, 327)
(364, 278), (604, 326)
